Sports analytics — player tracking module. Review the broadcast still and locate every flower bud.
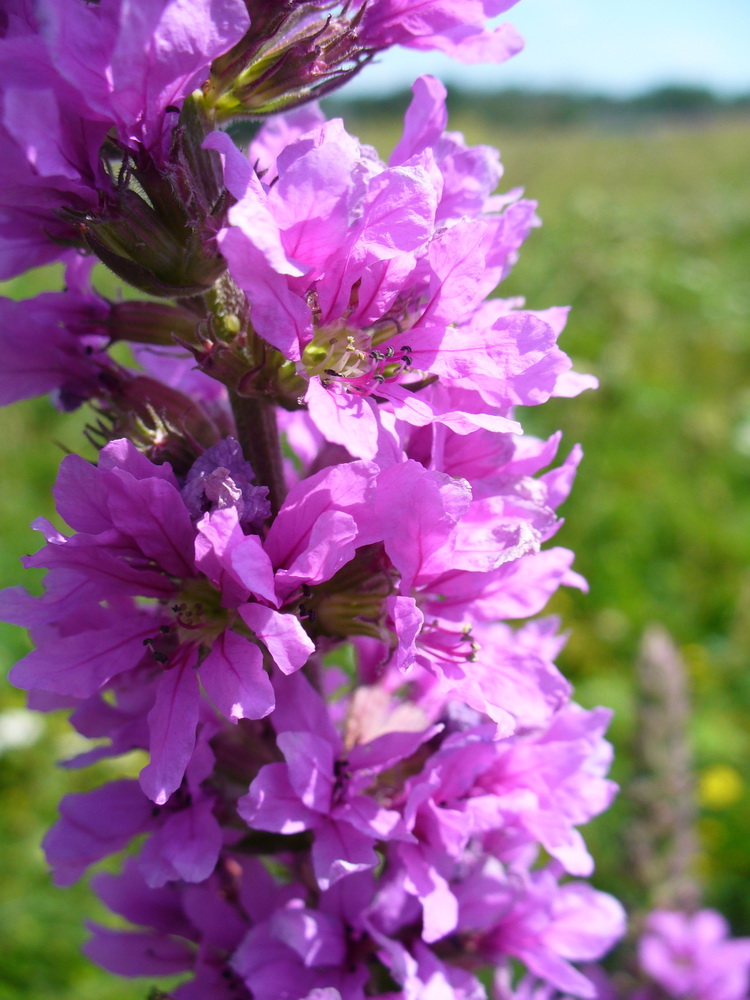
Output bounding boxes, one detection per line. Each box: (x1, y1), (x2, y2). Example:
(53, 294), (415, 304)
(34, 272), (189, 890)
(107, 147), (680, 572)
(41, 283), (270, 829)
(295, 544), (395, 641)
(204, 2), (371, 118)
(70, 96), (230, 299)
(106, 300), (202, 347)
(89, 372), (229, 473)
(75, 187), (226, 299)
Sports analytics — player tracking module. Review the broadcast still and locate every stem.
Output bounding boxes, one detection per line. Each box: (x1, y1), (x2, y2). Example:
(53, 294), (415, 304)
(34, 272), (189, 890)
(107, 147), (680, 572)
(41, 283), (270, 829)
(230, 392), (286, 516)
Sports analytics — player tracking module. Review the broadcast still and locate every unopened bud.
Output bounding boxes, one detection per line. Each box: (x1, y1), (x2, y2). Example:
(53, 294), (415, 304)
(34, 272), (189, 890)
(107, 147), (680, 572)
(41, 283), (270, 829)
(204, 2), (371, 119)
(90, 373), (229, 473)
(75, 188), (225, 298)
(107, 300), (201, 347)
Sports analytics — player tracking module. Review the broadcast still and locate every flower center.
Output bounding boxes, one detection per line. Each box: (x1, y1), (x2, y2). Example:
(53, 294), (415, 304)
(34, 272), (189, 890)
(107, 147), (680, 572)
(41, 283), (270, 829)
(290, 543), (396, 640)
(418, 620), (480, 680)
(143, 577), (230, 667)
(300, 321), (413, 396)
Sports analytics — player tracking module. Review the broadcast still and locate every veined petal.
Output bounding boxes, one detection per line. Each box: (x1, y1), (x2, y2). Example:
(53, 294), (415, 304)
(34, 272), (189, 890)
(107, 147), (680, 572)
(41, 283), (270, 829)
(199, 630), (274, 722)
(277, 731), (334, 814)
(239, 763), (317, 834)
(311, 817), (378, 891)
(140, 653), (201, 805)
(239, 604), (314, 675)
(9, 618), (158, 698)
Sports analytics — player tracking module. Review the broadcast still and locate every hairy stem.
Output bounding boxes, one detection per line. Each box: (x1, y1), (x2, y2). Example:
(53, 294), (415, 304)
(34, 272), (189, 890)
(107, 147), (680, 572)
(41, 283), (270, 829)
(230, 392), (285, 517)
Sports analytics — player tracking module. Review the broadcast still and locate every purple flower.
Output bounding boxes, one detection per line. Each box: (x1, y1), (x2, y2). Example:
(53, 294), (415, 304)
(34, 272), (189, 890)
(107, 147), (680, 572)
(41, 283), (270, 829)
(205, 0), (524, 120)
(238, 671), (430, 890)
(4, 438), (315, 803)
(639, 909), (750, 1000)
(0, 26), (107, 275)
(181, 437), (271, 528)
(333, 448), (584, 733)
(206, 79), (591, 458)
(476, 703), (617, 877)
(0, 287), (109, 408)
(458, 864), (626, 999)
(45, 724), (225, 889)
(370, 929), (487, 999)
(42, 780), (158, 887)
(0, 8), (644, 1000)
(17, 0), (249, 155)
(85, 856), (257, 995)
(0, 1), (249, 276)
(376, 701), (615, 944)
(357, 0), (525, 65)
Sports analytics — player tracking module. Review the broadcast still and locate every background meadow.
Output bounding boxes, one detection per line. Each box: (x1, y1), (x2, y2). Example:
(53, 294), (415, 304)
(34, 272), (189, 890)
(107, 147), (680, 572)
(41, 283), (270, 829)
(2, 96), (750, 997)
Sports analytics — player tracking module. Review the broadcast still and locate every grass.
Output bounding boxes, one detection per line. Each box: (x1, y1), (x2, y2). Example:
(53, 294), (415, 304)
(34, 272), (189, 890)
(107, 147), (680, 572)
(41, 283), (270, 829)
(2, 113), (750, 994)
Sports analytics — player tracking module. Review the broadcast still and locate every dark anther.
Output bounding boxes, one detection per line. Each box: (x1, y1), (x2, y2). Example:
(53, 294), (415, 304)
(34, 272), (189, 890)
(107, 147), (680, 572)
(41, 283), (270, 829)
(143, 638), (153, 646)
(299, 603), (307, 616)
(324, 368), (340, 377)
(306, 609), (317, 623)
(153, 651), (169, 665)
(403, 356), (413, 367)
(171, 604), (181, 613)
(301, 584), (312, 597)
(165, 105), (180, 114)
(159, 625), (171, 634)
(400, 345), (412, 353)
(373, 374), (385, 383)
(385, 346), (394, 358)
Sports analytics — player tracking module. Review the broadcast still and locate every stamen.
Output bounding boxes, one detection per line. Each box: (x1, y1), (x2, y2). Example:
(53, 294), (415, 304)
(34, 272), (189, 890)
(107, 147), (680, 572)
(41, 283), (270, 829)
(301, 314), (422, 397)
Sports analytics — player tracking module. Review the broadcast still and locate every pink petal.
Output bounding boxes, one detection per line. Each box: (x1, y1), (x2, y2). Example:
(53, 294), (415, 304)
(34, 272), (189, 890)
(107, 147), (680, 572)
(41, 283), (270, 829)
(140, 654), (201, 805)
(200, 629), (274, 722)
(239, 604), (314, 675)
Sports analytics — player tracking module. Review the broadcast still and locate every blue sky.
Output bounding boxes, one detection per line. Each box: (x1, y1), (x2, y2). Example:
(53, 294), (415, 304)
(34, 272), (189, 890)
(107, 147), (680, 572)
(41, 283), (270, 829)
(348, 0), (750, 96)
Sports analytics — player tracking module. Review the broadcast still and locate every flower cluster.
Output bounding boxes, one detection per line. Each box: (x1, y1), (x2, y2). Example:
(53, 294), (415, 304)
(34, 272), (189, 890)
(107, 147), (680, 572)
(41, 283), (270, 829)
(634, 909), (750, 1000)
(0, 2), (692, 998)
(501, 909), (750, 1000)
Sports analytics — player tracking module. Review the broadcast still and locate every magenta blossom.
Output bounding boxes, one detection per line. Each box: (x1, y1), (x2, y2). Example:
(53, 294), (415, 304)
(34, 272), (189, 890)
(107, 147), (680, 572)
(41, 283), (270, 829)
(3, 438), (314, 803)
(239, 671), (434, 890)
(356, 0), (524, 65)
(206, 76), (592, 458)
(638, 909), (750, 1000)
(0, 287), (110, 408)
(458, 863), (626, 999)
(44, 723), (224, 889)
(0, 0), (249, 277)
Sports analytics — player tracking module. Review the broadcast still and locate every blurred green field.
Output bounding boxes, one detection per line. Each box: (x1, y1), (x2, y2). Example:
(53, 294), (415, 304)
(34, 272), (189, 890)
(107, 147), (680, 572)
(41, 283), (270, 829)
(2, 114), (750, 996)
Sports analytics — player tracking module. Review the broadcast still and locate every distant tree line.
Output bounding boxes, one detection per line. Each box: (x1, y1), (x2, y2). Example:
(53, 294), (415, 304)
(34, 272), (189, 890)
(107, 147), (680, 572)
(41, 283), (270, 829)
(325, 84), (750, 130)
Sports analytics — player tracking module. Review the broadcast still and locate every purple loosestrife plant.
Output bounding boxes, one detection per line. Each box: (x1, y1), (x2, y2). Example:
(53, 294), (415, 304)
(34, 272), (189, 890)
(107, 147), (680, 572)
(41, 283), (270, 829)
(4, 2), (728, 999)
